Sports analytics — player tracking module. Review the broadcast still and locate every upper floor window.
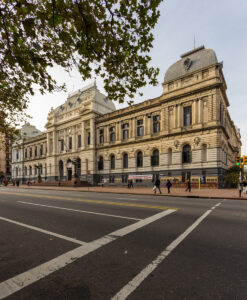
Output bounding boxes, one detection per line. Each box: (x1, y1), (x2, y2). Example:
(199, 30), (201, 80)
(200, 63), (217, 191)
(184, 106), (192, 126)
(40, 145), (43, 156)
(110, 155), (115, 170)
(123, 153), (128, 168)
(153, 115), (160, 133)
(137, 120), (144, 136)
(137, 151), (143, 167)
(25, 149), (27, 159)
(30, 148), (32, 158)
(151, 149), (159, 166)
(122, 123), (129, 140)
(35, 146), (37, 157)
(202, 144), (207, 162)
(88, 132), (91, 145)
(16, 151), (19, 160)
(109, 126), (115, 142)
(69, 137), (72, 149)
(99, 129), (104, 144)
(78, 135), (81, 148)
(182, 144), (192, 163)
(60, 139), (64, 151)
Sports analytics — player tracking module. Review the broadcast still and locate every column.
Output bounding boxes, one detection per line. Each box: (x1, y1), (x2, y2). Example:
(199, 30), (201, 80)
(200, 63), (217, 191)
(192, 101), (197, 125)
(132, 118), (136, 138)
(47, 132), (50, 156)
(160, 108), (165, 131)
(173, 105), (177, 128)
(198, 98), (202, 124)
(52, 129), (57, 155)
(90, 118), (95, 148)
(81, 121), (85, 149)
(72, 126), (76, 151)
(177, 105), (182, 128)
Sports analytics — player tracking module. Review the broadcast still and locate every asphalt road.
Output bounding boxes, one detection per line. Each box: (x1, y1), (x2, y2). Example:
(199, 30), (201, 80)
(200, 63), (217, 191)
(0, 187), (247, 300)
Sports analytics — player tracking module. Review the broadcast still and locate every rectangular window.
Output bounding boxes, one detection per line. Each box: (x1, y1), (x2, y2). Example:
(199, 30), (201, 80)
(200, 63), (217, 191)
(40, 145), (43, 156)
(109, 127), (115, 142)
(35, 146), (37, 157)
(60, 139), (64, 151)
(78, 135), (81, 148)
(109, 175), (115, 183)
(137, 119), (144, 136)
(99, 129), (104, 144)
(30, 148), (32, 158)
(122, 123), (129, 140)
(88, 133), (91, 145)
(25, 149), (27, 159)
(16, 152), (19, 160)
(69, 137), (72, 149)
(153, 115), (160, 133)
(184, 106), (192, 126)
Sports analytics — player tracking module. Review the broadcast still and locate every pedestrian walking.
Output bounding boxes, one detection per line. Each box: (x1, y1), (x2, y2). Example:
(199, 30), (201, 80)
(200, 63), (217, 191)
(154, 178), (162, 194)
(129, 179), (134, 189)
(16, 179), (20, 187)
(185, 179), (191, 192)
(4, 179), (8, 187)
(166, 179), (172, 193)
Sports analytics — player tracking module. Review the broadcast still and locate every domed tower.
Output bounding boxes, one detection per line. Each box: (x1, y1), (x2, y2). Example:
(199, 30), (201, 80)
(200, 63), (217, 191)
(159, 46), (241, 187)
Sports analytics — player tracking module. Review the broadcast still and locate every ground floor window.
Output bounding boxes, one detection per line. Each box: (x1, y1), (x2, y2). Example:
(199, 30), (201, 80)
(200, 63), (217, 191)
(109, 175), (115, 183)
(122, 174), (128, 183)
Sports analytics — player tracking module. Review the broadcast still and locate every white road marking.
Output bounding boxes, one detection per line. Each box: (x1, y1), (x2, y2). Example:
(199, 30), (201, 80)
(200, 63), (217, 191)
(18, 201), (141, 221)
(112, 202), (222, 300)
(0, 209), (175, 299)
(0, 216), (86, 246)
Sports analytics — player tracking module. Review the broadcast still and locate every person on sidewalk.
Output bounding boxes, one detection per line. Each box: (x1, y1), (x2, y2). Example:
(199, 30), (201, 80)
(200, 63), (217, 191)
(16, 179), (20, 187)
(154, 178), (162, 194)
(129, 179), (134, 189)
(166, 179), (172, 193)
(185, 179), (191, 192)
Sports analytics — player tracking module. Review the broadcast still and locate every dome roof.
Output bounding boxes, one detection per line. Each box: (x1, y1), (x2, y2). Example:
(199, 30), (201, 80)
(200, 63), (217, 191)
(164, 46), (218, 82)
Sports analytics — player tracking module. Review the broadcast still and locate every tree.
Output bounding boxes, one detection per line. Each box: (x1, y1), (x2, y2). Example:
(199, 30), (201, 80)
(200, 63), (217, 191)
(224, 166), (241, 188)
(0, 0), (162, 135)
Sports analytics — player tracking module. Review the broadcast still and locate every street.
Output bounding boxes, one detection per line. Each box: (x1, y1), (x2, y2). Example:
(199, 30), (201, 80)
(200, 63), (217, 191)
(0, 187), (247, 299)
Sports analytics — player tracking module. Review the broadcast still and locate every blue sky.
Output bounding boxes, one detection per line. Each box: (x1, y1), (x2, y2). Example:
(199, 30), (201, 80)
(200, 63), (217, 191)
(27, 0), (247, 153)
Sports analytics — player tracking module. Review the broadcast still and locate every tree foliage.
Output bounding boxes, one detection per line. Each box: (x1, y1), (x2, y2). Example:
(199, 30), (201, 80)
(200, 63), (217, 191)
(224, 166), (241, 188)
(0, 0), (162, 135)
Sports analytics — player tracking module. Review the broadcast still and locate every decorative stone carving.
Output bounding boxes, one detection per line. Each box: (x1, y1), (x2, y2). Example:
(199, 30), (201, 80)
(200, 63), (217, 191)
(194, 137), (201, 146)
(174, 140), (179, 149)
(183, 57), (192, 71)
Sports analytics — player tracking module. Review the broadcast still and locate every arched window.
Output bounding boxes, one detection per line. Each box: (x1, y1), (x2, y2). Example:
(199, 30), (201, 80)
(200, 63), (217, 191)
(123, 153), (128, 169)
(29, 166), (32, 176)
(168, 148), (172, 165)
(182, 144), (192, 163)
(16, 168), (18, 176)
(110, 155), (115, 170)
(137, 151), (143, 167)
(202, 144), (207, 162)
(151, 149), (159, 166)
(98, 156), (104, 170)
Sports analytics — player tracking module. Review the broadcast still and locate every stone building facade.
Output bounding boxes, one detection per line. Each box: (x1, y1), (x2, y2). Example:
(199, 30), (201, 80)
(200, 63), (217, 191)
(12, 46), (241, 187)
(0, 133), (11, 180)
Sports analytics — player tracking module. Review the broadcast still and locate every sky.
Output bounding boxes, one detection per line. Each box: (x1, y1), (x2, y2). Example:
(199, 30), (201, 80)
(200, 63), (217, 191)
(26, 0), (247, 153)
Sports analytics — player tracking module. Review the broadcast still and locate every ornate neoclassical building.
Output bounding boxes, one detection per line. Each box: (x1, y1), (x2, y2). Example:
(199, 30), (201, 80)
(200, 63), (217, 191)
(12, 46), (241, 187)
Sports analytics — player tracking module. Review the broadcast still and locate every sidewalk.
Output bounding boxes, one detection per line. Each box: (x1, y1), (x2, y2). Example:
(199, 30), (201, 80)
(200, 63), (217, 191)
(3, 185), (246, 200)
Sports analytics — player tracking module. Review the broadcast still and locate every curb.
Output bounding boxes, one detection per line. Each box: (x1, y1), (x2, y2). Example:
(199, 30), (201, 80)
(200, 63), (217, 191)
(5, 185), (246, 201)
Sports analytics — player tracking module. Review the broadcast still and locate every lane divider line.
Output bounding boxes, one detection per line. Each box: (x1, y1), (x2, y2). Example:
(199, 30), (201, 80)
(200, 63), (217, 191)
(111, 202), (222, 300)
(0, 191), (179, 211)
(18, 201), (142, 221)
(0, 216), (87, 246)
(0, 209), (176, 299)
